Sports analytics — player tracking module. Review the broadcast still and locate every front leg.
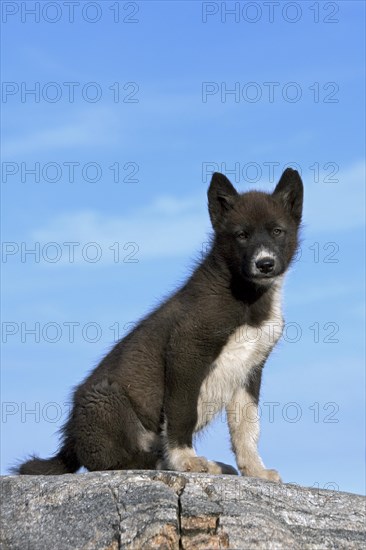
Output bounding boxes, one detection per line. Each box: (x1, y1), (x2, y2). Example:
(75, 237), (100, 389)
(227, 371), (281, 482)
(162, 389), (237, 475)
(161, 347), (237, 475)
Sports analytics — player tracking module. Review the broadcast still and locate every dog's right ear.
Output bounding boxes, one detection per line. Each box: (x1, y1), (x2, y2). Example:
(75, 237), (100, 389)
(273, 168), (303, 225)
(208, 172), (238, 230)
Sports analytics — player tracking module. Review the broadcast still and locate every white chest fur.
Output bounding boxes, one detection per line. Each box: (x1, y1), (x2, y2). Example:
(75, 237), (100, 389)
(195, 283), (284, 432)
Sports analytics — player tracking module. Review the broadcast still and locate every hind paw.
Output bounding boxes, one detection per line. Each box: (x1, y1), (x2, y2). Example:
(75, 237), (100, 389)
(213, 461), (238, 475)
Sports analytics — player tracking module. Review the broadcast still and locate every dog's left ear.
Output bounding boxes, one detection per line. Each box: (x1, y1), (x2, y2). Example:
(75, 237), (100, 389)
(273, 168), (303, 225)
(208, 172), (238, 230)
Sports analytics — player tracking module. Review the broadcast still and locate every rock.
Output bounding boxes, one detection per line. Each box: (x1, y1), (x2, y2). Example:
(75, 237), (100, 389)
(1, 470), (365, 549)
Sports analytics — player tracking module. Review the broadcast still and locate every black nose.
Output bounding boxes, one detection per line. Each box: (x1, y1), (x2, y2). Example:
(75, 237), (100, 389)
(256, 257), (275, 274)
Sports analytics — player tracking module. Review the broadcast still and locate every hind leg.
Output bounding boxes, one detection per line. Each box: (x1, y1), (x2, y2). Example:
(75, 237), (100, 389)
(72, 379), (160, 471)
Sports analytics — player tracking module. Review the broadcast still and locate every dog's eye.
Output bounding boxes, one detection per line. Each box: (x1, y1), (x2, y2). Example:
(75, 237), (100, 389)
(236, 231), (249, 240)
(272, 228), (283, 236)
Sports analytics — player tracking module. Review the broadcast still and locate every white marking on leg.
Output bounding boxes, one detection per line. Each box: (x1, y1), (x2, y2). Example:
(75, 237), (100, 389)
(227, 386), (264, 475)
(227, 386), (281, 481)
(160, 416), (197, 470)
(167, 446), (197, 470)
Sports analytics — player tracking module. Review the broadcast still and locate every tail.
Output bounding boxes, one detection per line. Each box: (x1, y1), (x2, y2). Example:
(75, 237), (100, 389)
(13, 440), (80, 475)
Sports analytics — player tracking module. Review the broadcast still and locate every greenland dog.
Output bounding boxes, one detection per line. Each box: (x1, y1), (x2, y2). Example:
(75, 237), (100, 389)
(16, 169), (303, 481)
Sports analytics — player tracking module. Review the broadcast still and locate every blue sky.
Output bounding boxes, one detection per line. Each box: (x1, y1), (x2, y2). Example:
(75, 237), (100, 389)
(1, 1), (365, 495)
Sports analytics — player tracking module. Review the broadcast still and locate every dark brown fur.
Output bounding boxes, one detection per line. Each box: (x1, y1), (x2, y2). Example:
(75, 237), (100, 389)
(15, 169), (303, 475)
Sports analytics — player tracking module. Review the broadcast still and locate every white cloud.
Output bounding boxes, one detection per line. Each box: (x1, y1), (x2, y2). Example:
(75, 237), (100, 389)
(31, 194), (210, 265)
(29, 160), (364, 265)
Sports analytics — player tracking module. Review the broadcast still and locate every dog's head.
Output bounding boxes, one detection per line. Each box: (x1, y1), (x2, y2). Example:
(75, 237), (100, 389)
(208, 169), (303, 286)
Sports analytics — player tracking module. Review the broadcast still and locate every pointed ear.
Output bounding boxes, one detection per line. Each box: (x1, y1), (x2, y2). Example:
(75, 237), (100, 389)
(208, 172), (238, 229)
(273, 168), (304, 225)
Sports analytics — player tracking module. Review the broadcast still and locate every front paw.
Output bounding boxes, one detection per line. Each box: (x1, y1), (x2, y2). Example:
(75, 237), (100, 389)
(182, 456), (212, 473)
(259, 468), (282, 482)
(182, 457), (237, 475)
